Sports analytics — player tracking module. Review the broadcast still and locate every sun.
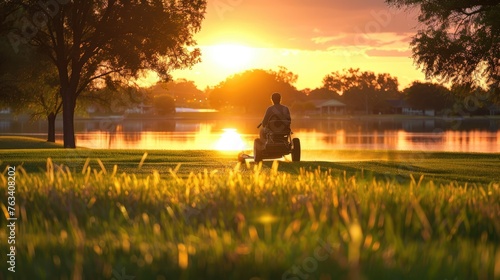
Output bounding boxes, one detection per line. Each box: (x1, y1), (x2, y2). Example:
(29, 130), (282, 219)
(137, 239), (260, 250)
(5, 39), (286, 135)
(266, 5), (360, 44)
(215, 128), (246, 151)
(205, 43), (255, 71)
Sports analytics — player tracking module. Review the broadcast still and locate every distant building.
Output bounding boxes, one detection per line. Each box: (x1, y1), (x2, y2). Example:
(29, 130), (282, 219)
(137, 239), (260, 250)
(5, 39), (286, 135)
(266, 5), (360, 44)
(309, 99), (346, 115)
(0, 108), (12, 114)
(488, 104), (500, 115)
(125, 103), (154, 114)
(387, 99), (435, 116)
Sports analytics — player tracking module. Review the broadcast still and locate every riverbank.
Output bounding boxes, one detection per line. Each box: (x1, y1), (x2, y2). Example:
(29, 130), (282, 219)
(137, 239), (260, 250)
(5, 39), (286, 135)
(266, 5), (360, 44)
(2, 111), (500, 122)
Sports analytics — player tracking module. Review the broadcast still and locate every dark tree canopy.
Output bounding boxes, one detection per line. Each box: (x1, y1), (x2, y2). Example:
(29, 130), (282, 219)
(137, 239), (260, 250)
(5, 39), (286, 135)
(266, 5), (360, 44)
(153, 94), (176, 115)
(1, 0), (206, 147)
(209, 68), (305, 114)
(306, 88), (341, 101)
(0, 42), (62, 142)
(386, 0), (500, 88)
(154, 79), (206, 108)
(404, 82), (453, 111)
(322, 68), (401, 113)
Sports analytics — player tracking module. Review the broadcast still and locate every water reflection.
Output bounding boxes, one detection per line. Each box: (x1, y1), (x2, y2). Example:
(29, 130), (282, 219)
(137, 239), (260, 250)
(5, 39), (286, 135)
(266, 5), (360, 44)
(289, 129), (500, 153)
(1, 118), (499, 153)
(65, 127), (500, 153)
(74, 124), (218, 150)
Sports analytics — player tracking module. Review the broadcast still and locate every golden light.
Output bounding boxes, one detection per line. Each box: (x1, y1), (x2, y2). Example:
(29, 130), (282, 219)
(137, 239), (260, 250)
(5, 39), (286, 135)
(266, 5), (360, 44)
(256, 214), (278, 224)
(215, 128), (246, 151)
(205, 43), (255, 71)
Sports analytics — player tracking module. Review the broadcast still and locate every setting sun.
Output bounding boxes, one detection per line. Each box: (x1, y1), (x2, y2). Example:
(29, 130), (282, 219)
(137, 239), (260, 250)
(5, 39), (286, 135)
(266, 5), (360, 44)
(205, 44), (255, 71)
(215, 128), (246, 151)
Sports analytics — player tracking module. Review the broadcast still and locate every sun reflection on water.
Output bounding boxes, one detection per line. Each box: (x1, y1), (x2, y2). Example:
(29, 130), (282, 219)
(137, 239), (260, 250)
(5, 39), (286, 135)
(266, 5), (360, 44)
(215, 128), (247, 151)
(69, 127), (499, 154)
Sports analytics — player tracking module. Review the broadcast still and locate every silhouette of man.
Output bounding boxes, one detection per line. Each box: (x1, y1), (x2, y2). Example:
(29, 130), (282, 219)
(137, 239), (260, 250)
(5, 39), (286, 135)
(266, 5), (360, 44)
(259, 92), (291, 141)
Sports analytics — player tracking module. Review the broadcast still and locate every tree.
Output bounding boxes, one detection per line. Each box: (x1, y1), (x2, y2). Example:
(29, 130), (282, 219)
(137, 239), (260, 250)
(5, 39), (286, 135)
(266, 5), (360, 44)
(153, 94), (176, 115)
(306, 88), (341, 101)
(86, 84), (149, 115)
(448, 83), (492, 115)
(209, 68), (305, 114)
(322, 68), (400, 113)
(386, 0), (500, 89)
(404, 82), (453, 112)
(153, 79), (205, 108)
(269, 66), (298, 85)
(17, 60), (62, 142)
(0, 42), (61, 142)
(2, 0), (206, 148)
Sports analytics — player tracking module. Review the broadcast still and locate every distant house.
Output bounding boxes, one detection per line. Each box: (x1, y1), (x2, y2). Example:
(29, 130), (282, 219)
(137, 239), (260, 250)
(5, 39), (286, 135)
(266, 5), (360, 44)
(125, 103), (154, 114)
(309, 99), (346, 115)
(387, 99), (435, 116)
(0, 108), (12, 114)
(386, 99), (406, 114)
(488, 104), (500, 115)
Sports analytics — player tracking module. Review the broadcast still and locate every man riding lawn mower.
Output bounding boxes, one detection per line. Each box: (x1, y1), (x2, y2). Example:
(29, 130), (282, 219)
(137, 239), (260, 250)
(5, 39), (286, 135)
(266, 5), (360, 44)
(239, 93), (301, 163)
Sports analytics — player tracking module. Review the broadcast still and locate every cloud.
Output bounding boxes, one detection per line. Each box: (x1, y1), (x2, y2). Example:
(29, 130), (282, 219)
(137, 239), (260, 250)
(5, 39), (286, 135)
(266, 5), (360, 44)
(198, 0), (420, 54)
(365, 49), (412, 57)
(311, 35), (346, 45)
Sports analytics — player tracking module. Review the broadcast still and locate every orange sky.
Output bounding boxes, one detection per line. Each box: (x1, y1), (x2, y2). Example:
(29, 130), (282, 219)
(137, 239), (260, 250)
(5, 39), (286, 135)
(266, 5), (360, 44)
(169, 0), (427, 91)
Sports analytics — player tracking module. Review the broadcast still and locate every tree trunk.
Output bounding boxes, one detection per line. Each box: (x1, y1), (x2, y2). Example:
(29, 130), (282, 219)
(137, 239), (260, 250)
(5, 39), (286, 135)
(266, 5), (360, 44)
(62, 88), (76, 148)
(47, 112), (56, 142)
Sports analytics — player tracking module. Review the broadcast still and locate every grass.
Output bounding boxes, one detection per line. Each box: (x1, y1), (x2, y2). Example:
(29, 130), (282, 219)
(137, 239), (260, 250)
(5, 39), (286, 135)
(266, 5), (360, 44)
(1, 147), (499, 184)
(1, 136), (500, 279)
(0, 136), (63, 149)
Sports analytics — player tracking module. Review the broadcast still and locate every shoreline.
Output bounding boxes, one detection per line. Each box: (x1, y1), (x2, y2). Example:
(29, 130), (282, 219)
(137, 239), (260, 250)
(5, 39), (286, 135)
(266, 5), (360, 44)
(2, 112), (500, 122)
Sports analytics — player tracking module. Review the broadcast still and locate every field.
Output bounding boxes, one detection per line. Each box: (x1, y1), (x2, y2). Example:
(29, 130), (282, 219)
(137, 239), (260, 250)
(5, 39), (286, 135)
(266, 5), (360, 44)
(1, 137), (500, 279)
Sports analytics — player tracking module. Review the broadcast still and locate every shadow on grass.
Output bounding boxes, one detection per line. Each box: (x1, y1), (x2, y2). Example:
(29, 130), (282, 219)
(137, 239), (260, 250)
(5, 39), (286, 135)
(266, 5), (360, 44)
(0, 136), (63, 149)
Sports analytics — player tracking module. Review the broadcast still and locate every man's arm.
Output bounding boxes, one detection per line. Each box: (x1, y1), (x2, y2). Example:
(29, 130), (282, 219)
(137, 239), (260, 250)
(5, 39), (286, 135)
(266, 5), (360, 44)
(261, 107), (272, 127)
(285, 106), (291, 123)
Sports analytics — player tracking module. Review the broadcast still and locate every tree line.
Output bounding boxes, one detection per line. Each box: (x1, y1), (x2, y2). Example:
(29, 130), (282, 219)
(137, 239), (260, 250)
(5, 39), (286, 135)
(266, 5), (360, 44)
(208, 67), (498, 116)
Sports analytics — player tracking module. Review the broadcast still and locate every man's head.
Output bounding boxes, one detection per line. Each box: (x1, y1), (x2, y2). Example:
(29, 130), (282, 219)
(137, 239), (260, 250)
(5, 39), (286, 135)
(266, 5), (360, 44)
(271, 92), (281, 105)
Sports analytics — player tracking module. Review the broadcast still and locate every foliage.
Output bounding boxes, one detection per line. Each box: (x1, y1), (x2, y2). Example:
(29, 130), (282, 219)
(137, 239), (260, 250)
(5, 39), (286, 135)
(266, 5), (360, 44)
(153, 94), (176, 115)
(0, 154), (499, 279)
(386, 0), (500, 89)
(1, 0), (206, 147)
(322, 68), (401, 113)
(447, 83), (497, 116)
(209, 68), (305, 114)
(404, 82), (453, 111)
(152, 79), (206, 108)
(86, 85), (149, 115)
(306, 88), (341, 101)
(291, 101), (317, 114)
(0, 43), (62, 141)
(268, 65), (299, 85)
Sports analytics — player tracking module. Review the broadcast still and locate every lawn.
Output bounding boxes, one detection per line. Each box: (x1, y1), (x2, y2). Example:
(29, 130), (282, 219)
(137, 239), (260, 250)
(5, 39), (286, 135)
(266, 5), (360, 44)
(1, 136), (500, 279)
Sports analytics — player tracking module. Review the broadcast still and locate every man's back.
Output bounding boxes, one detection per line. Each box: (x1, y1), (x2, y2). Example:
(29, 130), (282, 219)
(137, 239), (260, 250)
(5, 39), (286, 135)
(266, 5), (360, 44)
(262, 104), (291, 133)
(259, 92), (291, 140)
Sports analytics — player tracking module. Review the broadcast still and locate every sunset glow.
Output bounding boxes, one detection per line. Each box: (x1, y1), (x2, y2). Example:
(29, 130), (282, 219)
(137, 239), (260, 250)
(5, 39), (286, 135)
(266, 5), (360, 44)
(168, 1), (427, 90)
(206, 44), (256, 72)
(215, 128), (246, 151)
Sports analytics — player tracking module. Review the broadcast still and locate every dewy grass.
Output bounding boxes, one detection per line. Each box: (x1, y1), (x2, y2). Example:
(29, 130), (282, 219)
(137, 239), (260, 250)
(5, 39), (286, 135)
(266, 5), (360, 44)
(1, 158), (500, 279)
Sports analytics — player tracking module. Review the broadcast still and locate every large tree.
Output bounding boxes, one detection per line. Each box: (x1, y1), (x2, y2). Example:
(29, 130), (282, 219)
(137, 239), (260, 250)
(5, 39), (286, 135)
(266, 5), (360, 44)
(322, 68), (401, 114)
(2, 0), (206, 148)
(386, 0), (500, 89)
(404, 82), (453, 112)
(209, 68), (305, 114)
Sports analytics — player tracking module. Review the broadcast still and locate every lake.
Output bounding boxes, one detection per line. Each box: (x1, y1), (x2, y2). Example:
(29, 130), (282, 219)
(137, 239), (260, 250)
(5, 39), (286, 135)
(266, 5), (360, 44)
(1, 116), (500, 156)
